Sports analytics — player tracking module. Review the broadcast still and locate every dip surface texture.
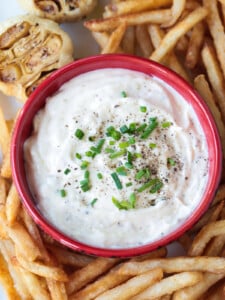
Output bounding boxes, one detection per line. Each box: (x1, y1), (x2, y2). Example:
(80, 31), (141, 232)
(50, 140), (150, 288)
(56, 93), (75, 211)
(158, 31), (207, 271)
(24, 68), (209, 249)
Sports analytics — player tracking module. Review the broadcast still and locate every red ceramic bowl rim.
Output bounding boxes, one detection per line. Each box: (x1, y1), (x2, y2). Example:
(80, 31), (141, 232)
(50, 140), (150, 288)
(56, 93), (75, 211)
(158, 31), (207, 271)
(11, 54), (222, 257)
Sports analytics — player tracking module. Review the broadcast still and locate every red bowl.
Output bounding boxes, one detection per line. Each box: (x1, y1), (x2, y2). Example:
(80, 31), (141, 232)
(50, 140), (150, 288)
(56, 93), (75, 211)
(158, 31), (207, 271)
(11, 54), (222, 257)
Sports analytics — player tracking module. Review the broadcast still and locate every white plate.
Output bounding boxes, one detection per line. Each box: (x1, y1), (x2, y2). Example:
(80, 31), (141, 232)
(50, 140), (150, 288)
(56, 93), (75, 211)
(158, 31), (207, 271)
(0, 1), (185, 298)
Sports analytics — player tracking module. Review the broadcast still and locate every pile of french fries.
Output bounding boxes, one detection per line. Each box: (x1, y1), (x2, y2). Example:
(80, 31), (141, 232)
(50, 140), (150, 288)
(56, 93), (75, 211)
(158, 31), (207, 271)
(2, 0), (225, 299)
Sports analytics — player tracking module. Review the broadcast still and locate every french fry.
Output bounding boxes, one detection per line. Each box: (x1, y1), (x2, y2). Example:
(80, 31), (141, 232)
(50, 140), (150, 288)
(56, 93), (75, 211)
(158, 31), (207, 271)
(194, 75), (225, 160)
(101, 22), (127, 54)
(66, 257), (120, 295)
(0, 176), (6, 206)
(0, 107), (9, 156)
(178, 233), (192, 252)
(173, 272), (225, 300)
(188, 220), (225, 256)
(47, 244), (94, 268)
(95, 268), (163, 300)
(46, 278), (67, 300)
(103, 0), (172, 18)
(15, 249), (68, 282)
(5, 184), (20, 226)
(118, 256), (225, 275)
(175, 35), (189, 52)
(211, 184), (225, 207)
(131, 247), (167, 262)
(185, 22), (205, 68)
(204, 234), (225, 256)
(203, 0), (225, 79)
(70, 265), (131, 300)
(150, 7), (208, 62)
(161, 0), (186, 28)
(84, 9), (171, 32)
(135, 25), (153, 57)
(131, 272), (203, 300)
(0, 250), (21, 300)
(201, 42), (225, 123)
(0, 146), (11, 179)
(121, 26), (135, 54)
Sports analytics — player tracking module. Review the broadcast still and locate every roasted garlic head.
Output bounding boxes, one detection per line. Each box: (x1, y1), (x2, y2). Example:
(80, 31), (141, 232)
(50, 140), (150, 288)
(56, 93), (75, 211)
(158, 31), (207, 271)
(0, 15), (74, 101)
(18, 0), (97, 23)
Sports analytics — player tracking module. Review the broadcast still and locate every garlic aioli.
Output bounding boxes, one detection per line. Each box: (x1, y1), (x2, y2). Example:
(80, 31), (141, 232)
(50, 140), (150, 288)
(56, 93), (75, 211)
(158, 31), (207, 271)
(24, 68), (209, 249)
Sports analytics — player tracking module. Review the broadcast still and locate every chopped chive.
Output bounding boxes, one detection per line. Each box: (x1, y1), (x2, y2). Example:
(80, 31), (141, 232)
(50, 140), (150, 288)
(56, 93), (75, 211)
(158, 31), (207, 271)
(124, 162), (133, 169)
(149, 143), (157, 149)
(111, 172), (123, 190)
(75, 128), (84, 140)
(105, 147), (115, 154)
(91, 198), (98, 207)
(60, 189), (66, 197)
(112, 197), (123, 210)
(141, 117), (158, 139)
(140, 106), (147, 113)
(116, 166), (127, 176)
(121, 91), (127, 97)
(109, 140), (116, 145)
(91, 138), (105, 154)
(80, 161), (89, 169)
(127, 151), (133, 164)
(137, 123), (147, 132)
(129, 193), (136, 208)
(106, 126), (115, 136)
(80, 184), (90, 192)
(128, 137), (135, 145)
(150, 179), (163, 193)
(134, 153), (142, 158)
(112, 130), (121, 141)
(167, 157), (176, 167)
(119, 141), (130, 149)
(129, 123), (137, 134)
(85, 151), (94, 157)
(76, 153), (82, 160)
(162, 121), (172, 128)
(84, 170), (90, 179)
(126, 182), (133, 187)
(109, 149), (126, 159)
(120, 125), (129, 134)
(145, 168), (151, 179)
(135, 169), (146, 180)
(137, 179), (157, 193)
(97, 173), (103, 179)
(64, 168), (71, 175)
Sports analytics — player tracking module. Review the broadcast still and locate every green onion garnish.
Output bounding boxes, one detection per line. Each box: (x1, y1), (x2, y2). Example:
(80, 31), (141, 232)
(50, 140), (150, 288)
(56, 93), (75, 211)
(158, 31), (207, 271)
(135, 169), (146, 180)
(124, 162), (133, 169)
(162, 121), (172, 128)
(126, 182), (133, 187)
(116, 166), (127, 176)
(121, 91), (127, 97)
(91, 198), (98, 207)
(129, 193), (136, 208)
(88, 136), (95, 142)
(85, 151), (94, 157)
(137, 179), (157, 193)
(84, 170), (90, 179)
(140, 106), (147, 113)
(64, 168), (71, 175)
(80, 177), (91, 192)
(80, 161), (89, 169)
(109, 140), (116, 146)
(127, 151), (133, 164)
(150, 179), (163, 193)
(120, 125), (129, 134)
(75, 128), (84, 140)
(149, 143), (157, 149)
(109, 149), (126, 159)
(91, 138), (105, 154)
(128, 137), (135, 145)
(119, 141), (129, 149)
(137, 123), (147, 132)
(105, 147), (115, 154)
(129, 123), (137, 134)
(141, 117), (158, 139)
(167, 157), (176, 166)
(111, 172), (123, 190)
(76, 153), (82, 160)
(60, 189), (66, 197)
(97, 173), (103, 179)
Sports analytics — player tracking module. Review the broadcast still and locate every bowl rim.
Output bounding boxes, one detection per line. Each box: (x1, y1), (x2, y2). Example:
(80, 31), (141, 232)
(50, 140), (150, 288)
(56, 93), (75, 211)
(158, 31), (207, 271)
(11, 54), (222, 257)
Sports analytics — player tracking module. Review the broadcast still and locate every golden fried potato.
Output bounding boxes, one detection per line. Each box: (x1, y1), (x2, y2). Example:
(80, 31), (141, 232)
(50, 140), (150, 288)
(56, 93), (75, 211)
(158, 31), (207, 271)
(18, 0), (97, 23)
(0, 15), (74, 101)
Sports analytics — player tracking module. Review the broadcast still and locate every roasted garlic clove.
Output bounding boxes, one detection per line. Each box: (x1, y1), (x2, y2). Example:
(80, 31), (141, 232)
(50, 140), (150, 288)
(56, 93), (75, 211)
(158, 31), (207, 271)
(18, 0), (97, 23)
(0, 15), (74, 101)
(0, 64), (22, 82)
(0, 22), (30, 50)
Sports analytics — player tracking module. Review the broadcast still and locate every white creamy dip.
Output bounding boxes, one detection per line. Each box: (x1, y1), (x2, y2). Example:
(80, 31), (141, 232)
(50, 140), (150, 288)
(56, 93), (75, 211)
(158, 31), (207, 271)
(24, 68), (209, 249)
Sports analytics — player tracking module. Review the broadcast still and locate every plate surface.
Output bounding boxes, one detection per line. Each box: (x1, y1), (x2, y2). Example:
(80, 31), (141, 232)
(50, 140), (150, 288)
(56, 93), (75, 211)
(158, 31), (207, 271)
(0, 1), (185, 297)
